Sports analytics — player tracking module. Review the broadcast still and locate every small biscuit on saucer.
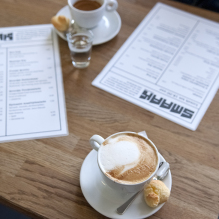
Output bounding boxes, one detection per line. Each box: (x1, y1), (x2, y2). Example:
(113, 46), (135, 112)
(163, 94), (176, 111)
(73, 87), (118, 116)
(144, 180), (170, 208)
(51, 15), (70, 32)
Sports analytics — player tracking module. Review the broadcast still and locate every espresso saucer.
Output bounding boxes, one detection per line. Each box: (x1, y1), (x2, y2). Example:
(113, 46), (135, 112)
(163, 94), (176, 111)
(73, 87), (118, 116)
(55, 6), (121, 45)
(80, 150), (172, 219)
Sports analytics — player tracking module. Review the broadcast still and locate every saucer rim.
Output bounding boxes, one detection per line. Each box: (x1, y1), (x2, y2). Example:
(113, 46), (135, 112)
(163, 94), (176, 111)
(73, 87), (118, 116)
(55, 5), (122, 45)
(80, 149), (172, 219)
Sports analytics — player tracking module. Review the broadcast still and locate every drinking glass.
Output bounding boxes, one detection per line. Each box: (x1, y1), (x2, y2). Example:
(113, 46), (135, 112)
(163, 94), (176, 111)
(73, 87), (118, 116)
(67, 28), (93, 69)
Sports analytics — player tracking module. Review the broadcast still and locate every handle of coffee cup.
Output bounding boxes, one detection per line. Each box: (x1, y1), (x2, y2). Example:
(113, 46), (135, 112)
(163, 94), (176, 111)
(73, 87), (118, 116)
(106, 0), (118, 11)
(89, 135), (105, 151)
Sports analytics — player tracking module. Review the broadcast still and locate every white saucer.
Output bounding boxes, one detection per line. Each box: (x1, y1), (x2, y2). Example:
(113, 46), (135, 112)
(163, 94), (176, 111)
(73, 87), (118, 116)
(80, 150), (172, 219)
(55, 6), (121, 45)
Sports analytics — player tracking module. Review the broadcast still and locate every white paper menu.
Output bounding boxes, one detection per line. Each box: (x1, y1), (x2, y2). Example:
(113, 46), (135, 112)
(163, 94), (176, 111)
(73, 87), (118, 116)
(0, 24), (68, 142)
(92, 3), (219, 131)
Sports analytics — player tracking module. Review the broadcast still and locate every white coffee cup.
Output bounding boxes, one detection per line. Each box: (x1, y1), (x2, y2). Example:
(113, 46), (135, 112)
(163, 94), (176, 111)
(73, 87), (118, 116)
(67, 0), (118, 29)
(89, 131), (160, 193)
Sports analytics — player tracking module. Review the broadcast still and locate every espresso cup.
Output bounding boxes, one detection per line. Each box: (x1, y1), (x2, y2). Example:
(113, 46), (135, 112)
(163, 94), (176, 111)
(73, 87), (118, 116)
(89, 131), (160, 193)
(67, 0), (118, 29)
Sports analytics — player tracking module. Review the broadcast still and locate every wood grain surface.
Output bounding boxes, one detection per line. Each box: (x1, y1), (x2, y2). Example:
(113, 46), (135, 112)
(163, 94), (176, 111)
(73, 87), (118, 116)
(0, 0), (219, 218)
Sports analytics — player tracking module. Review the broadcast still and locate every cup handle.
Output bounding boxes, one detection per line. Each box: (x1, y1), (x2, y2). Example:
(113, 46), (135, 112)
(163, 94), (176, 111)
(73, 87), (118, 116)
(89, 135), (105, 151)
(106, 0), (118, 12)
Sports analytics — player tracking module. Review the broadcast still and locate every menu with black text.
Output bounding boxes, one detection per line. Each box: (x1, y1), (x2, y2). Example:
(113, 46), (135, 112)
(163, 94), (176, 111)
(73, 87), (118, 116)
(92, 3), (219, 130)
(0, 24), (68, 142)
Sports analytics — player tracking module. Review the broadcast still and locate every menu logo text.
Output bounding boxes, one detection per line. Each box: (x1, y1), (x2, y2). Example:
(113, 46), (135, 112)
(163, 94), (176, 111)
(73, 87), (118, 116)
(0, 33), (13, 41)
(140, 89), (195, 119)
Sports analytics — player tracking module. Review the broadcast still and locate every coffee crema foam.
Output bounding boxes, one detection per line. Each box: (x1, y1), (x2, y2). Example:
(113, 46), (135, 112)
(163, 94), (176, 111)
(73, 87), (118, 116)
(99, 133), (158, 184)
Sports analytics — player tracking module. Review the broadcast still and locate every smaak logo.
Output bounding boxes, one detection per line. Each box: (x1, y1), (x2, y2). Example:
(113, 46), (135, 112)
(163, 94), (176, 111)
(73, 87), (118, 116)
(0, 33), (13, 41)
(140, 89), (195, 120)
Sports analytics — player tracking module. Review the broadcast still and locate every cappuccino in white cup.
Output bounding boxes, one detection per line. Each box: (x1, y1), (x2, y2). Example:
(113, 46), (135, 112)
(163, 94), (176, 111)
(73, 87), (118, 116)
(90, 132), (159, 193)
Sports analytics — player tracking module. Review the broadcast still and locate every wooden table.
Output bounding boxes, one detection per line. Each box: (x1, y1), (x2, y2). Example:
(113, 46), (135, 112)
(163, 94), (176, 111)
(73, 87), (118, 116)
(0, 0), (219, 218)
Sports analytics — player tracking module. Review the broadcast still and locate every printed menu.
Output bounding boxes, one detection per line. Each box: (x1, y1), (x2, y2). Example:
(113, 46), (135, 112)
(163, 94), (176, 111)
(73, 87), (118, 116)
(92, 3), (219, 130)
(0, 24), (68, 142)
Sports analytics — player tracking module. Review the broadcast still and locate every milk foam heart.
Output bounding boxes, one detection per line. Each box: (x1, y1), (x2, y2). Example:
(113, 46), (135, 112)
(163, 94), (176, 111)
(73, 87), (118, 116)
(99, 133), (158, 184)
(100, 139), (140, 173)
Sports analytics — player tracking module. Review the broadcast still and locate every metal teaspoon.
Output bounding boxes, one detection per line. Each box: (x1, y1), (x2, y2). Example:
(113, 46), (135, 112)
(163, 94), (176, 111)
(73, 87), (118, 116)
(116, 162), (170, 215)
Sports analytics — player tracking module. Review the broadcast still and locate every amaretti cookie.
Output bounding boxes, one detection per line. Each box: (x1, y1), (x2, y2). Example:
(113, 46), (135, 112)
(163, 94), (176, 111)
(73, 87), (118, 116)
(51, 15), (70, 31)
(144, 180), (170, 207)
